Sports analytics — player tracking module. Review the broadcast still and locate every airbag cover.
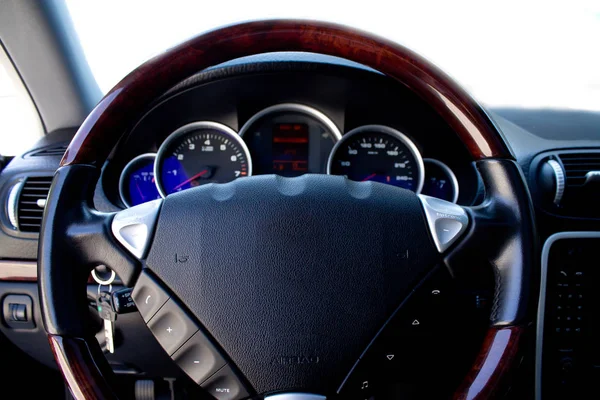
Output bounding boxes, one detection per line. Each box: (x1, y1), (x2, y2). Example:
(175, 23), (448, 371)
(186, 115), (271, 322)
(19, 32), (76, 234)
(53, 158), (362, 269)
(146, 174), (438, 394)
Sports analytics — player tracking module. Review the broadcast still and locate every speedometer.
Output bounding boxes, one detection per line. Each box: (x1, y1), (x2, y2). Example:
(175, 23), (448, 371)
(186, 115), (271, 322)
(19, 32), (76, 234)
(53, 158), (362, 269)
(327, 125), (424, 192)
(155, 122), (252, 197)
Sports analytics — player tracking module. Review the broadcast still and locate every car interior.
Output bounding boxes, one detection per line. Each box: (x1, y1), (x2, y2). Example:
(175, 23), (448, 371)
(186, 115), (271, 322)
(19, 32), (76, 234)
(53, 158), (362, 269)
(0, 2), (599, 400)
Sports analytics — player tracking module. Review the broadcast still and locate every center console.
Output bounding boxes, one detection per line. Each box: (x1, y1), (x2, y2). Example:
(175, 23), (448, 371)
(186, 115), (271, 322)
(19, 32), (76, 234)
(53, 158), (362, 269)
(537, 232), (600, 399)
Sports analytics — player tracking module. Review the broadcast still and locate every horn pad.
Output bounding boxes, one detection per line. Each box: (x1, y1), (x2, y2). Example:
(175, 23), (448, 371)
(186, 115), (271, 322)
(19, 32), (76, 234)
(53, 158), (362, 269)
(146, 174), (439, 394)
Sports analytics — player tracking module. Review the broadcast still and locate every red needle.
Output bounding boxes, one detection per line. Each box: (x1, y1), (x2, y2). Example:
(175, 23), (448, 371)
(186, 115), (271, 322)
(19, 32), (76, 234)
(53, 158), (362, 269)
(174, 169), (208, 190)
(362, 173), (377, 182)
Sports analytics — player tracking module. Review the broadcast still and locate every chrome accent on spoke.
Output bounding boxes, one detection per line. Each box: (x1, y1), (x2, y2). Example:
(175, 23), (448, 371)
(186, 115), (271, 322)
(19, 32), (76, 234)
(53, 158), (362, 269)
(417, 194), (469, 253)
(111, 198), (162, 259)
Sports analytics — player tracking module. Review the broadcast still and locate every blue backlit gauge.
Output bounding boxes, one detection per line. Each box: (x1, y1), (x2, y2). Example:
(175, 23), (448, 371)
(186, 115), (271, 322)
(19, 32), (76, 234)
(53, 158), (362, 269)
(155, 122), (252, 197)
(421, 158), (460, 203)
(118, 153), (161, 207)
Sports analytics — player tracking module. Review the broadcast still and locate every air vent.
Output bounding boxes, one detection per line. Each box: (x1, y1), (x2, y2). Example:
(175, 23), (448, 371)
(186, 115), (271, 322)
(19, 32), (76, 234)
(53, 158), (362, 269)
(531, 150), (600, 218)
(559, 152), (600, 187)
(26, 144), (68, 157)
(17, 176), (53, 233)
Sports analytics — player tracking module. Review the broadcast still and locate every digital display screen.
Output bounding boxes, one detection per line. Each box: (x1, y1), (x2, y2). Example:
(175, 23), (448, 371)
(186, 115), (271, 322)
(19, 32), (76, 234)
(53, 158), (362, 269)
(272, 123), (309, 176)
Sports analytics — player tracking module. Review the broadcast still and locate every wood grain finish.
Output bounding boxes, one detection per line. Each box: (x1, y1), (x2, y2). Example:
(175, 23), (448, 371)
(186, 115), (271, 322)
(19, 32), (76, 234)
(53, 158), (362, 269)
(49, 335), (118, 400)
(453, 326), (524, 400)
(61, 20), (511, 168)
(0, 260), (37, 281)
(0, 260), (106, 284)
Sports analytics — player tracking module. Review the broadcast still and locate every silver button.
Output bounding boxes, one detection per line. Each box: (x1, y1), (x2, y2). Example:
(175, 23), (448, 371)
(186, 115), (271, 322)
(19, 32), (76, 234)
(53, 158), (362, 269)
(112, 199), (162, 259)
(418, 194), (469, 253)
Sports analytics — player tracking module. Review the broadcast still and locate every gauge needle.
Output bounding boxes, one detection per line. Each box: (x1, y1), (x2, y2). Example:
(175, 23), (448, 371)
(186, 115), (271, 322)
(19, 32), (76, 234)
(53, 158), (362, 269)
(362, 173), (377, 182)
(174, 169), (208, 190)
(135, 181), (144, 199)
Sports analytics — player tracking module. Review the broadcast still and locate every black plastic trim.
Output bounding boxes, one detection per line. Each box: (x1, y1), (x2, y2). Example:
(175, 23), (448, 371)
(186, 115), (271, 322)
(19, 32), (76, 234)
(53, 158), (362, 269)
(447, 159), (537, 326)
(39, 165), (139, 336)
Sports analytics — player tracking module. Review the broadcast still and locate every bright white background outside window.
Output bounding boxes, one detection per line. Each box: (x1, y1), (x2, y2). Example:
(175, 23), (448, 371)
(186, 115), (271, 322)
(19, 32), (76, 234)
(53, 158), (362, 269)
(1, 1), (599, 156)
(0, 51), (44, 156)
(66, 0), (600, 111)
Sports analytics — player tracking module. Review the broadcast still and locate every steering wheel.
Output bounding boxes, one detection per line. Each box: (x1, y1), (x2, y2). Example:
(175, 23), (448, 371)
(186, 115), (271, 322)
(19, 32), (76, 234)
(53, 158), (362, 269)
(39, 20), (535, 400)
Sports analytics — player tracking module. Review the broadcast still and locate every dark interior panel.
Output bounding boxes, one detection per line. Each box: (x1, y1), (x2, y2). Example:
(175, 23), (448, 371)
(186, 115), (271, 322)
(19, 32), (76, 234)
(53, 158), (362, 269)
(101, 64), (479, 210)
(0, 53), (597, 399)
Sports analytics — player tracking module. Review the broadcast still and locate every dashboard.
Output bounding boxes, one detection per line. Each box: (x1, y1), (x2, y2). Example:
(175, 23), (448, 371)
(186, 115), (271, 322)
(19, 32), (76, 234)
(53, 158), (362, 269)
(0, 53), (599, 399)
(103, 64), (478, 211)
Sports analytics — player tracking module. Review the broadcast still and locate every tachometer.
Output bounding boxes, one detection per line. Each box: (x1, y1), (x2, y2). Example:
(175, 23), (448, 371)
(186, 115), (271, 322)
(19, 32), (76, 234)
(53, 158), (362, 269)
(327, 125), (424, 192)
(155, 122), (252, 197)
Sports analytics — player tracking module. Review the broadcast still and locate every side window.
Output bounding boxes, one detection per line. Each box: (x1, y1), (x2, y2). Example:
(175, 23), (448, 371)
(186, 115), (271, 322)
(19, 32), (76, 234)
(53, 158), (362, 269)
(0, 45), (44, 156)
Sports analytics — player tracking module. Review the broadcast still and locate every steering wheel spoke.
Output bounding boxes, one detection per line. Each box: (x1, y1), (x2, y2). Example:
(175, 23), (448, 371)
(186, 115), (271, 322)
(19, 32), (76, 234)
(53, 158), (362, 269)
(40, 165), (141, 337)
(111, 199), (162, 260)
(446, 159), (536, 327)
(418, 194), (470, 253)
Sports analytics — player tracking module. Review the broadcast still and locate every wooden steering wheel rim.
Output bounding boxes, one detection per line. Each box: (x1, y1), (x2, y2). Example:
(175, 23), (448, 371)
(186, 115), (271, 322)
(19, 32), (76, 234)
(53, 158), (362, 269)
(47, 20), (526, 400)
(61, 20), (511, 167)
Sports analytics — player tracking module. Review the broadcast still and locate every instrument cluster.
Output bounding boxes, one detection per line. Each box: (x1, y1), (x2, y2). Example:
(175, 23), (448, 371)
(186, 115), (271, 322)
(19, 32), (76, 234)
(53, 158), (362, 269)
(119, 103), (460, 207)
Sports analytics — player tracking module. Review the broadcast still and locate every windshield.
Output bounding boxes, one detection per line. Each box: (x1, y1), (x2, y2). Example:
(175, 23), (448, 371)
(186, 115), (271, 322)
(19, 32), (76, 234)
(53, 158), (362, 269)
(66, 1), (600, 111)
